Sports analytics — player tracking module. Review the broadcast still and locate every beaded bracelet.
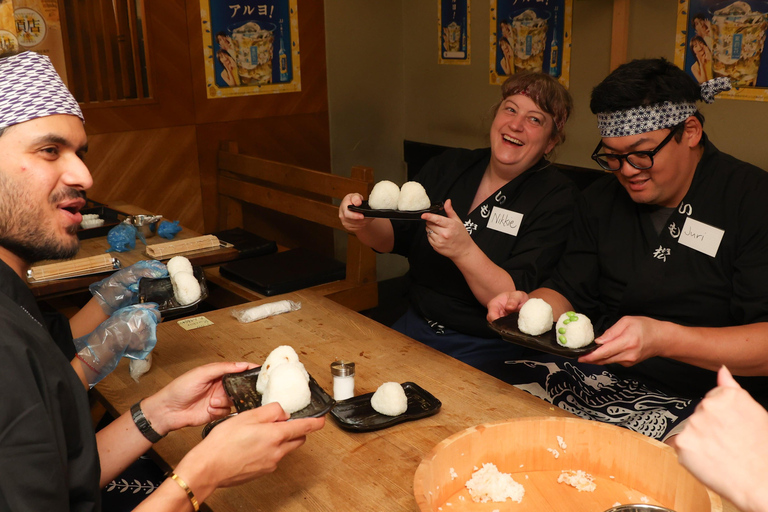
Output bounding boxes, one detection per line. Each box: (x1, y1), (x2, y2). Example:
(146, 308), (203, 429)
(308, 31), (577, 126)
(169, 472), (199, 511)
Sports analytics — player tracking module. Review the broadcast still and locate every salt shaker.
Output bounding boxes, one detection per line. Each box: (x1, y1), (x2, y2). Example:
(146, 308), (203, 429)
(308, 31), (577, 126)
(330, 360), (355, 400)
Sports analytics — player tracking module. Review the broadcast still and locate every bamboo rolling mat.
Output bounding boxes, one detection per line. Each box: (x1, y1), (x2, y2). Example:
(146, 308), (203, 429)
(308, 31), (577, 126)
(27, 254), (120, 283)
(145, 235), (221, 259)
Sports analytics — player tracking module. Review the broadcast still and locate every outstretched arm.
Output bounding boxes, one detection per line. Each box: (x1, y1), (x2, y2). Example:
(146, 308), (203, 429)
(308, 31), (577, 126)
(675, 367), (768, 512)
(580, 317), (768, 375)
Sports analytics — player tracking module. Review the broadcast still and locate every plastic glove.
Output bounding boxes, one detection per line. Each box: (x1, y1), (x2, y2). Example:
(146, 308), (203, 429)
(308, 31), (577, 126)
(90, 260), (168, 315)
(158, 220), (182, 239)
(74, 303), (161, 387)
(106, 222), (138, 252)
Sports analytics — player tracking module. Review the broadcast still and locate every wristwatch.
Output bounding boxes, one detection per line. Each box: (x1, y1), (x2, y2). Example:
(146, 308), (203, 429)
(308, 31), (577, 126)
(130, 400), (166, 443)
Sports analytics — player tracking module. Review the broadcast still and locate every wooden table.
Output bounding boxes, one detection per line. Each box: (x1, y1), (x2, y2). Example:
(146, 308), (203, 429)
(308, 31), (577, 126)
(94, 291), (738, 512)
(29, 203), (238, 299)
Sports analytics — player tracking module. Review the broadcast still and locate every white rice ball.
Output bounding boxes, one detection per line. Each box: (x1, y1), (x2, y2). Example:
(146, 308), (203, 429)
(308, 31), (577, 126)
(370, 382), (408, 416)
(256, 345), (306, 394)
(555, 311), (595, 348)
(167, 255), (193, 276)
(368, 180), (400, 210)
(171, 271), (201, 305)
(517, 298), (554, 336)
(397, 181), (431, 211)
(261, 362), (311, 414)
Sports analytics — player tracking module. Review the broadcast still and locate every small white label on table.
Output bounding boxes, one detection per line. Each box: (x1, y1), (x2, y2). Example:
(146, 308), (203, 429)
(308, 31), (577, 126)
(178, 316), (214, 331)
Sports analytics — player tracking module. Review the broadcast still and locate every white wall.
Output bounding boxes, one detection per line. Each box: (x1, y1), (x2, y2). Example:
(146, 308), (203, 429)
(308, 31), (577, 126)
(326, 0), (768, 280)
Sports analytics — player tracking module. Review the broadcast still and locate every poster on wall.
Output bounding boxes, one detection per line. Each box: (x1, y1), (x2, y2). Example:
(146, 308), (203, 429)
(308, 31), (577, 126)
(12, 0), (68, 84)
(200, 0), (300, 99)
(0, 0), (17, 56)
(439, 0), (470, 64)
(674, 0), (768, 101)
(489, 0), (572, 88)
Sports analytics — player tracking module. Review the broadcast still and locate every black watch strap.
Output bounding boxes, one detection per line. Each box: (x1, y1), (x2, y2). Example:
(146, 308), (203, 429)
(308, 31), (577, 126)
(130, 400), (166, 443)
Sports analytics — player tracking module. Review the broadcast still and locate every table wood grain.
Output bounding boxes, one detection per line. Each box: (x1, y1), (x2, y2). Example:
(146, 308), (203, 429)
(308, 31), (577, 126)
(94, 291), (737, 512)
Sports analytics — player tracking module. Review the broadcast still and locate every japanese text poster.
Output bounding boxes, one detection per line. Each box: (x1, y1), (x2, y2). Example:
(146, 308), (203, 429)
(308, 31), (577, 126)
(200, 0), (300, 98)
(13, 0), (68, 85)
(439, 0), (470, 65)
(489, 0), (572, 87)
(674, 0), (768, 101)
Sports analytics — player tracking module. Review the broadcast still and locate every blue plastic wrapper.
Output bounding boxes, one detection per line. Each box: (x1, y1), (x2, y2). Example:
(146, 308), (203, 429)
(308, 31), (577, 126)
(106, 223), (137, 252)
(158, 219), (182, 239)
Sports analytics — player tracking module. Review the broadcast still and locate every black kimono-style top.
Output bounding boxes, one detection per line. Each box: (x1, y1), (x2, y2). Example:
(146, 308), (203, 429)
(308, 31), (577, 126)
(392, 147), (578, 337)
(0, 259), (101, 511)
(545, 135), (768, 403)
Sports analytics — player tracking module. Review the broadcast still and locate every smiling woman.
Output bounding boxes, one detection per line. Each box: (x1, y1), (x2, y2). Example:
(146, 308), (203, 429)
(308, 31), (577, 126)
(338, 71), (579, 378)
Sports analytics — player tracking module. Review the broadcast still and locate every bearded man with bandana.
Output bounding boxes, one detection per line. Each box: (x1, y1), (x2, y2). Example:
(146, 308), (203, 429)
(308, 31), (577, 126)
(0, 52), (324, 511)
(488, 58), (768, 443)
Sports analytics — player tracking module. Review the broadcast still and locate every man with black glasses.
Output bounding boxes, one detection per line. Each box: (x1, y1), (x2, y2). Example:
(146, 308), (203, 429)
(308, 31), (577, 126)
(487, 58), (768, 443)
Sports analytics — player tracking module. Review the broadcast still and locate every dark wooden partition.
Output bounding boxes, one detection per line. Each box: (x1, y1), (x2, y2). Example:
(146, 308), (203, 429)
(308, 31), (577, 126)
(64, 0), (331, 238)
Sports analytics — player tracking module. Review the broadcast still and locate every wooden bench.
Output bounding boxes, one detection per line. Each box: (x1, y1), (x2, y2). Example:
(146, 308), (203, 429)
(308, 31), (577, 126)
(206, 141), (378, 312)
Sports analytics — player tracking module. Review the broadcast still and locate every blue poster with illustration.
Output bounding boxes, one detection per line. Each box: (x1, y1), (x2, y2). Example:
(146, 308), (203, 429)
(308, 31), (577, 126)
(439, 0), (470, 64)
(675, 0), (768, 101)
(490, 0), (571, 87)
(201, 0), (300, 98)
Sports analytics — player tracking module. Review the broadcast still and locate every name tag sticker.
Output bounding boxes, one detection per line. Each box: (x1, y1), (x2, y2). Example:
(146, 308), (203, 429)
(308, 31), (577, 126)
(178, 316), (214, 331)
(487, 206), (523, 236)
(678, 217), (724, 257)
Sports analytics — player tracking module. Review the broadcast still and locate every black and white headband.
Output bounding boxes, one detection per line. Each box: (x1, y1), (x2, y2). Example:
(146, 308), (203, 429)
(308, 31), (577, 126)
(596, 77), (731, 138)
(0, 51), (83, 129)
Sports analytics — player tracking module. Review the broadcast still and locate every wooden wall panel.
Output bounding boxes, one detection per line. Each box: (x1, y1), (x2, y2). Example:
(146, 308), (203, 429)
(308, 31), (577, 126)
(79, 0), (196, 133)
(86, 127), (205, 232)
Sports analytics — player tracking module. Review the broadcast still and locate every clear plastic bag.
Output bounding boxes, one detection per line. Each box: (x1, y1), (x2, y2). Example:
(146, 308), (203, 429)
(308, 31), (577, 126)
(231, 300), (301, 323)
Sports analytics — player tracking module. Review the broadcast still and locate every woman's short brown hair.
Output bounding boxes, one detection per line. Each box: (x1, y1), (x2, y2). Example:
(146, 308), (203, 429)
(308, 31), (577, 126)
(495, 71), (573, 145)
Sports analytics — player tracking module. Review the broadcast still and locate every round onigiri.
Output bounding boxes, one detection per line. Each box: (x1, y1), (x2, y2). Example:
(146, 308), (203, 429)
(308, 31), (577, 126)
(517, 297), (554, 336)
(368, 180), (400, 210)
(397, 181), (430, 211)
(166, 255), (193, 277)
(555, 311), (595, 348)
(256, 345), (306, 394)
(171, 271), (201, 305)
(370, 382), (408, 416)
(261, 362), (311, 414)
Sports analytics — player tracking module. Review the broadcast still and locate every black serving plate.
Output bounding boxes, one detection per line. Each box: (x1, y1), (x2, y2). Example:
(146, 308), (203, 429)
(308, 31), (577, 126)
(347, 201), (444, 220)
(202, 366), (334, 438)
(330, 382), (441, 432)
(77, 205), (128, 240)
(138, 266), (208, 317)
(488, 313), (599, 358)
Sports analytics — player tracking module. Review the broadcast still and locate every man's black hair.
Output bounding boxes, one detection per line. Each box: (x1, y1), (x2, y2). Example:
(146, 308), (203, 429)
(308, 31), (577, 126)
(590, 58), (704, 127)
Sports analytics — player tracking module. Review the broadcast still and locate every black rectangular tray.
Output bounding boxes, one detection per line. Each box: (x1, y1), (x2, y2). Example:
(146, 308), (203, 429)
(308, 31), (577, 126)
(138, 266), (208, 317)
(202, 366), (334, 439)
(488, 313), (598, 358)
(78, 205), (127, 240)
(330, 382), (441, 432)
(347, 201), (444, 220)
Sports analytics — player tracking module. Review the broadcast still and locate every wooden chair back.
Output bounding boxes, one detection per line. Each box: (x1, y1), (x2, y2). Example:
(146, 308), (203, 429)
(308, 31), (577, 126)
(215, 141), (377, 311)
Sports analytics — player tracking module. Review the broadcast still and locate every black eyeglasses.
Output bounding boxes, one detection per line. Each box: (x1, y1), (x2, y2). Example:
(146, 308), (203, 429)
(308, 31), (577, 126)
(591, 123), (684, 171)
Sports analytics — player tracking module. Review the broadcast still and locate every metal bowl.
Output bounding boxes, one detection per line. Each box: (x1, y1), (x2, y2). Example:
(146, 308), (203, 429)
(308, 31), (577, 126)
(128, 214), (163, 238)
(604, 505), (677, 512)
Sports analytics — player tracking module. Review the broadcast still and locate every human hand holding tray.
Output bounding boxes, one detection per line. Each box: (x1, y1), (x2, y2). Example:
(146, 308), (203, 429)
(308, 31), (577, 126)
(488, 313), (599, 358)
(348, 201), (444, 220)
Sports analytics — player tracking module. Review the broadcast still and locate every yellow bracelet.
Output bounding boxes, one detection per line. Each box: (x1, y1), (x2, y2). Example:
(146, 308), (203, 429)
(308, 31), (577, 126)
(169, 472), (200, 512)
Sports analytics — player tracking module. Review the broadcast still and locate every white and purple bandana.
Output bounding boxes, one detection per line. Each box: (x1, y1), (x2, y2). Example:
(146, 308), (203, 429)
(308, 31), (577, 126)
(596, 76), (731, 138)
(0, 51), (83, 129)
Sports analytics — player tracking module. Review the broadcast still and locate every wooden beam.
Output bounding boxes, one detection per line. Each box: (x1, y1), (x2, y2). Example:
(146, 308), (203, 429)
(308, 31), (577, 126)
(611, 0), (630, 71)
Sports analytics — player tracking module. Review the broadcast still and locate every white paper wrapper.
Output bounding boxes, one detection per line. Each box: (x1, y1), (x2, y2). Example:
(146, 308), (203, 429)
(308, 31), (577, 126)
(129, 353), (152, 383)
(231, 300), (301, 323)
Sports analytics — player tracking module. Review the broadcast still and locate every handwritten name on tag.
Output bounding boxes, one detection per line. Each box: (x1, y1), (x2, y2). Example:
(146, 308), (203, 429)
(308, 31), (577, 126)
(178, 316), (214, 331)
(678, 217), (724, 257)
(487, 206), (524, 237)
